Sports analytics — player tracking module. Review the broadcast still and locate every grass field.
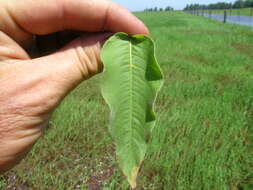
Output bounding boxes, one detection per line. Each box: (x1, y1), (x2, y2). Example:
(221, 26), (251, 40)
(1, 11), (253, 190)
(202, 7), (253, 17)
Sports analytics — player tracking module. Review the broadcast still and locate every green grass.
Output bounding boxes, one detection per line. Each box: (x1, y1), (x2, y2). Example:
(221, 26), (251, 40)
(203, 8), (253, 17)
(1, 11), (253, 190)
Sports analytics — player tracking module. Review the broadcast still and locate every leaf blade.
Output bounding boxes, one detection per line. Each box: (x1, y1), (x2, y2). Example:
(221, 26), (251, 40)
(101, 32), (163, 188)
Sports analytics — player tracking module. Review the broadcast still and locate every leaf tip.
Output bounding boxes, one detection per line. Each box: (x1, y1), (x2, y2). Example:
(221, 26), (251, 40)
(128, 166), (140, 189)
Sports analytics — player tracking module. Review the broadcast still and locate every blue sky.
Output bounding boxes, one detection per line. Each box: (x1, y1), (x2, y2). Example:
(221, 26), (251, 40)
(112, 0), (235, 11)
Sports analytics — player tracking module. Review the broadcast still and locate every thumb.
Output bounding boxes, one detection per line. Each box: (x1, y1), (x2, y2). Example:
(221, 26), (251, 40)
(24, 33), (109, 99)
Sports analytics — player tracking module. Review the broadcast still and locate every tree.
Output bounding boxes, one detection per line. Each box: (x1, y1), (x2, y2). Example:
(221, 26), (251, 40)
(233, 0), (245, 8)
(165, 6), (174, 11)
(183, 1), (250, 10)
(245, 0), (253, 7)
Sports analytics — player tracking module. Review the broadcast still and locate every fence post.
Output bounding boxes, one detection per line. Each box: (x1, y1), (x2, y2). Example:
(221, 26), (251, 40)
(223, 10), (227, 23)
(251, 8), (253, 17)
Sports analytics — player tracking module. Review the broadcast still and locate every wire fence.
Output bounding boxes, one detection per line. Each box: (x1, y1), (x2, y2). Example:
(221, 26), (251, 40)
(186, 8), (253, 27)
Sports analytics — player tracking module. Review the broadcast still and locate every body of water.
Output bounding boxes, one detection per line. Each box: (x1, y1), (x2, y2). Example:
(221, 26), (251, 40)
(203, 13), (253, 28)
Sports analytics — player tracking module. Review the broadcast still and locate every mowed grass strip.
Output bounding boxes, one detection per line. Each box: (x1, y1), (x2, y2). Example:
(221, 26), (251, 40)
(1, 11), (253, 190)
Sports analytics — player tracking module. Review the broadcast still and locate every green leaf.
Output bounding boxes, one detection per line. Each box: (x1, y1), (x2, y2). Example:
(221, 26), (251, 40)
(101, 32), (163, 188)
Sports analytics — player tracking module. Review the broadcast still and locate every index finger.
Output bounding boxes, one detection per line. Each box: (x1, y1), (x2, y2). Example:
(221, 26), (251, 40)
(6, 0), (149, 40)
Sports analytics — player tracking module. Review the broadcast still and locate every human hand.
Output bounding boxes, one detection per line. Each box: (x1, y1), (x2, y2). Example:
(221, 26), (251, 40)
(0, 0), (148, 173)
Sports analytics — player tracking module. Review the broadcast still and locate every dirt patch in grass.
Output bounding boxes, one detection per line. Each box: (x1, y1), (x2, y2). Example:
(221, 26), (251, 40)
(176, 53), (208, 64)
(3, 171), (33, 190)
(87, 166), (115, 190)
(215, 74), (239, 87)
(87, 153), (116, 190)
(232, 42), (253, 59)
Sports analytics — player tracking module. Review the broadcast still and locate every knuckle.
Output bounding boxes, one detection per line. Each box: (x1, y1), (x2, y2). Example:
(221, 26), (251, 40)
(74, 43), (102, 79)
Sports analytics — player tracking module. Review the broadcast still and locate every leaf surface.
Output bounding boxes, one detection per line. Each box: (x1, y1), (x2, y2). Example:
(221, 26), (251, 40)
(101, 32), (163, 188)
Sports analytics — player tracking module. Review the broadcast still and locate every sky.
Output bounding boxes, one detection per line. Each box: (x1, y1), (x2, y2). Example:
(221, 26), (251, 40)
(112, 0), (235, 11)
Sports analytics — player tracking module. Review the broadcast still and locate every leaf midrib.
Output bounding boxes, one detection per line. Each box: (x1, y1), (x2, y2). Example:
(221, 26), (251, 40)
(129, 40), (134, 153)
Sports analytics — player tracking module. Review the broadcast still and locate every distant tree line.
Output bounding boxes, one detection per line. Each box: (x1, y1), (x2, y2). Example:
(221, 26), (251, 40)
(184, 0), (253, 10)
(144, 6), (174, 12)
